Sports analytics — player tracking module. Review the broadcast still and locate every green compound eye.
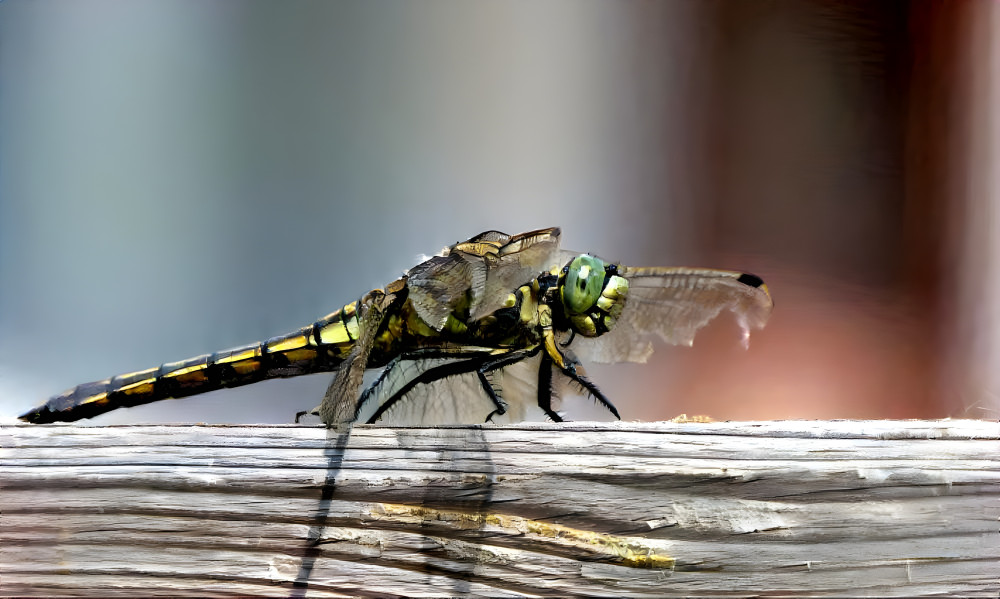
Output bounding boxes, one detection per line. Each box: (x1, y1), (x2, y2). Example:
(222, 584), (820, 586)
(562, 254), (606, 314)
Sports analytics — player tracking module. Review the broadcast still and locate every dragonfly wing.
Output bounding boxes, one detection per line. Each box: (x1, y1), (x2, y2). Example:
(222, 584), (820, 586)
(368, 364), (496, 425)
(358, 351), (494, 425)
(435, 352), (607, 423)
(471, 227), (563, 320)
(405, 253), (483, 330)
(406, 228), (564, 328)
(571, 267), (773, 364)
(317, 289), (396, 425)
(358, 349), (551, 425)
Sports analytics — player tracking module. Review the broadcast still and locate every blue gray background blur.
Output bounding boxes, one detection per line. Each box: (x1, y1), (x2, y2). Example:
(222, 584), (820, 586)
(2, 1), (997, 424)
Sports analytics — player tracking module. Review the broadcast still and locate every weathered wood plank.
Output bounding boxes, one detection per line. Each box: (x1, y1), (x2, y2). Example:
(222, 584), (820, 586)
(2, 420), (998, 597)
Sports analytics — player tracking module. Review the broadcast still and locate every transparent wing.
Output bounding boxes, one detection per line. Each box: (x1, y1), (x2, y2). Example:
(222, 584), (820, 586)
(406, 227), (563, 328)
(317, 290), (396, 425)
(360, 361), (495, 425)
(359, 353), (549, 425)
(405, 253), (482, 330)
(470, 228), (563, 320)
(572, 267), (774, 364)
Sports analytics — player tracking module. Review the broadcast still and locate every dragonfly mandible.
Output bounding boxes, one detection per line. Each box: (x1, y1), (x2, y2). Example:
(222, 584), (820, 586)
(18, 227), (773, 425)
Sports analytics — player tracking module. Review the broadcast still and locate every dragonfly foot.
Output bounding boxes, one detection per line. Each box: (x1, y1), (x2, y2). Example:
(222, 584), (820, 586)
(295, 407), (320, 423)
(484, 409), (506, 423)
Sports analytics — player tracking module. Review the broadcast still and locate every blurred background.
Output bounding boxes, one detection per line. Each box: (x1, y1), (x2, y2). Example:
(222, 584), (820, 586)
(1, 0), (997, 424)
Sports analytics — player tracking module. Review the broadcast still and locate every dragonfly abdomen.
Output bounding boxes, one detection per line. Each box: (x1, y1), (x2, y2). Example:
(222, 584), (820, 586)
(19, 300), (370, 424)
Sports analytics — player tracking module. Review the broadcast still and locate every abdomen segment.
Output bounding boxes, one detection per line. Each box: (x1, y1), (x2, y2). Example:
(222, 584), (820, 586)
(18, 301), (366, 424)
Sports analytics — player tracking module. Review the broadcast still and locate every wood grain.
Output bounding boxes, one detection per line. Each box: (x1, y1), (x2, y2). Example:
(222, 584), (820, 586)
(2, 420), (998, 597)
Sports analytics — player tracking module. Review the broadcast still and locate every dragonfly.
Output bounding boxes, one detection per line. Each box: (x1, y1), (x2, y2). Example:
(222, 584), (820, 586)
(18, 227), (772, 425)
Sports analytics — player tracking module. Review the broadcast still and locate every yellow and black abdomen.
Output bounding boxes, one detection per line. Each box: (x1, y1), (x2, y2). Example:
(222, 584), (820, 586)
(18, 299), (370, 424)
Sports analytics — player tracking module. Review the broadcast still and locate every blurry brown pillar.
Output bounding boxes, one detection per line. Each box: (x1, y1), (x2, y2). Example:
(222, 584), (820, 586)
(673, 1), (994, 419)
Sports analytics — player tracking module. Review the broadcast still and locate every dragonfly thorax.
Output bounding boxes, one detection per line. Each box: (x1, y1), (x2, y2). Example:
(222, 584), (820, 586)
(558, 254), (629, 338)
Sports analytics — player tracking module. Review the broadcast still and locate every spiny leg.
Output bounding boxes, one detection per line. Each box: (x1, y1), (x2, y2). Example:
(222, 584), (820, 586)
(536, 352), (562, 422)
(362, 349), (494, 424)
(537, 305), (619, 420)
(354, 354), (406, 421)
(477, 347), (541, 422)
(558, 359), (621, 420)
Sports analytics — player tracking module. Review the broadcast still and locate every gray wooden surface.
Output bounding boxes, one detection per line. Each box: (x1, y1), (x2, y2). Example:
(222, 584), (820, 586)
(2, 419), (998, 597)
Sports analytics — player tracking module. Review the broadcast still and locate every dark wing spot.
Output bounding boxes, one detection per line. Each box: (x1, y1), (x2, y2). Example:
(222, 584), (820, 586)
(737, 273), (765, 288)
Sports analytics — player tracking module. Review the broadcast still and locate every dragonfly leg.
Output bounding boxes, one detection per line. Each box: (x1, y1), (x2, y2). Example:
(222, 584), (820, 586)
(559, 329), (576, 348)
(294, 408), (316, 423)
(477, 347), (541, 423)
(558, 359), (621, 420)
(359, 348), (493, 424)
(536, 352), (563, 422)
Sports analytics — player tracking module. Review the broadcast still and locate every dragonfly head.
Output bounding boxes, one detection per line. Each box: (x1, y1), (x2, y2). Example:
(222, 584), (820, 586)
(559, 254), (629, 337)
